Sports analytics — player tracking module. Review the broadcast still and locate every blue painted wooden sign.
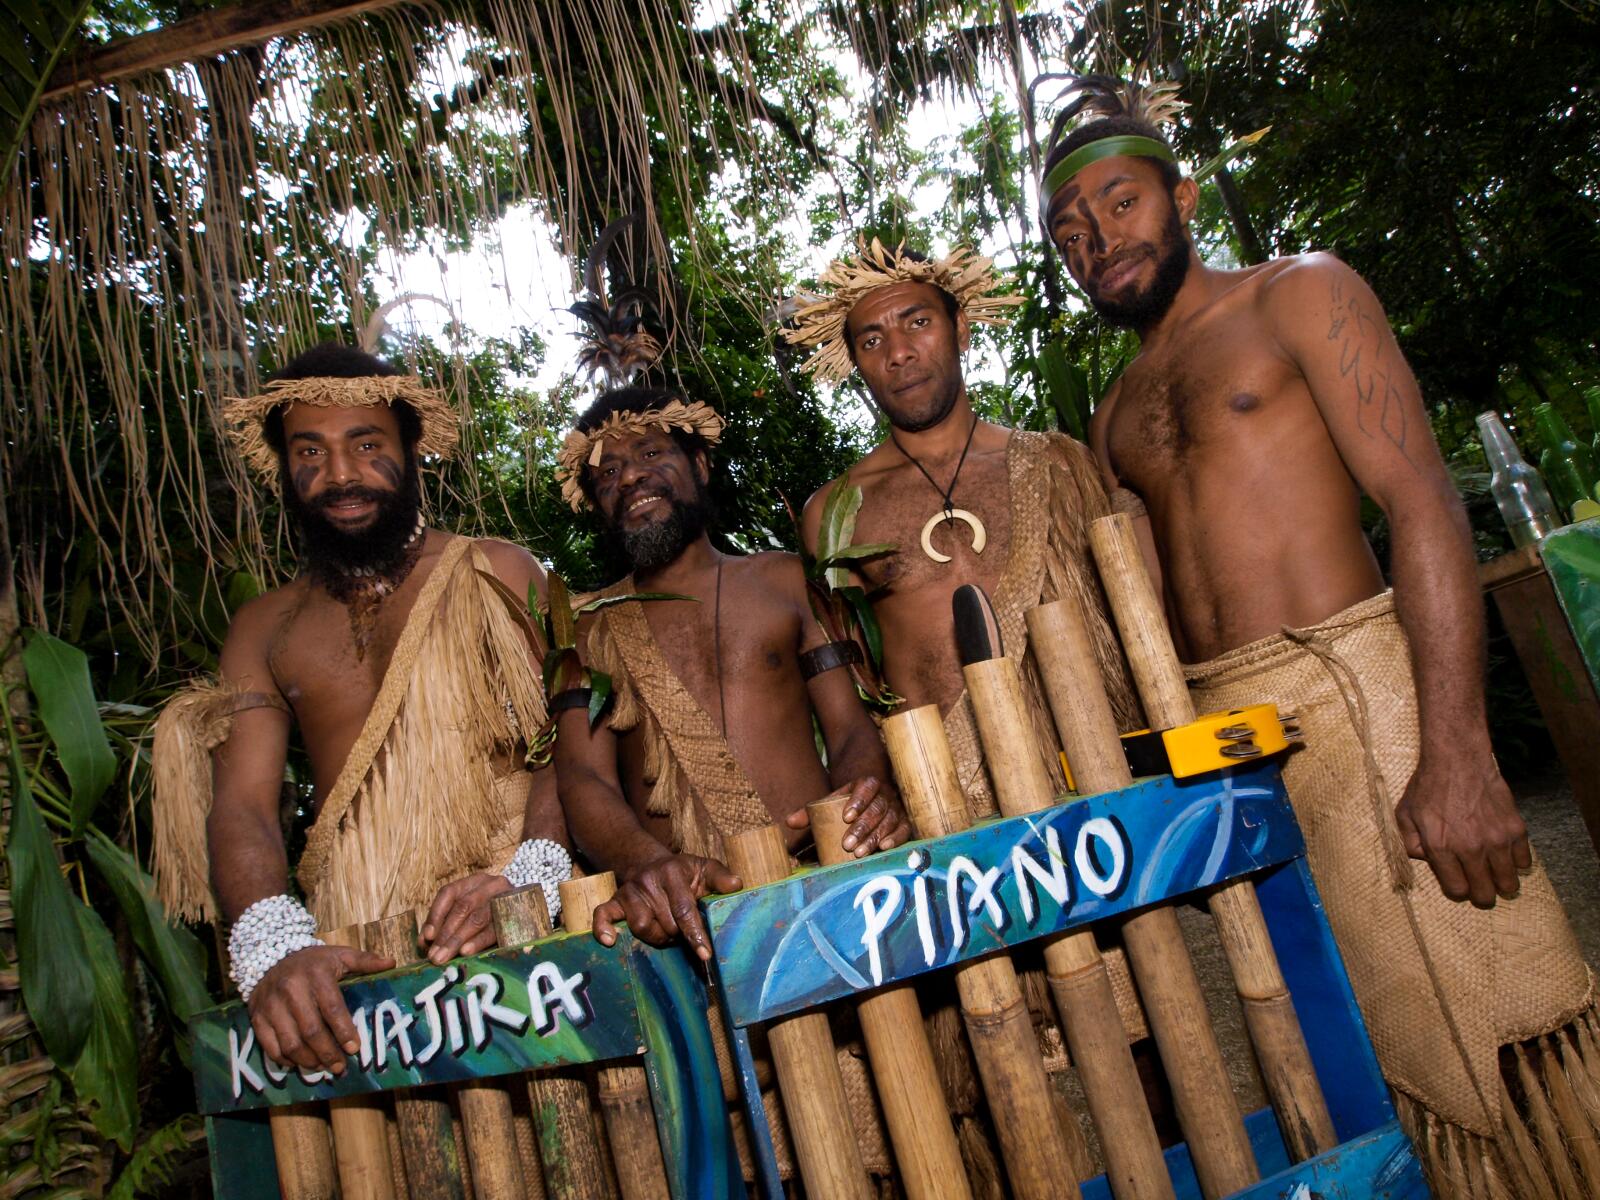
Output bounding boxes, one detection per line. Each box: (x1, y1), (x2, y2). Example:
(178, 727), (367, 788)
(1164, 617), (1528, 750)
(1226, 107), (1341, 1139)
(193, 931), (644, 1113)
(704, 763), (1303, 1027)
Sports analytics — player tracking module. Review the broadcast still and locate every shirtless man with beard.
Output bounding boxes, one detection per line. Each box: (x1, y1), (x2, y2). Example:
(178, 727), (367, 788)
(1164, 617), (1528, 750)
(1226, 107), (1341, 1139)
(155, 343), (568, 1076)
(551, 386), (908, 956)
(1038, 78), (1597, 1191)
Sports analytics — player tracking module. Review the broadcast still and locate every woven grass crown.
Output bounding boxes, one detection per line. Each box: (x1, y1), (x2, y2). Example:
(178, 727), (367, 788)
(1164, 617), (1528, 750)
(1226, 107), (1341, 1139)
(223, 375), (461, 490)
(783, 239), (1024, 383)
(556, 398), (726, 512)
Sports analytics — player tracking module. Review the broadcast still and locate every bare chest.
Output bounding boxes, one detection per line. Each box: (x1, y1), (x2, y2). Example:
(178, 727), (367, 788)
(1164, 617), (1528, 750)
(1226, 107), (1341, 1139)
(852, 446), (1013, 600)
(638, 582), (803, 722)
(1107, 319), (1295, 487)
(267, 578), (427, 722)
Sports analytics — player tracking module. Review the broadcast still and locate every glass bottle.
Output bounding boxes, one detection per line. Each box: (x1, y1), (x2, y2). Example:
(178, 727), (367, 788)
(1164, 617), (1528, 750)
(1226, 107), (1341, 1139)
(1477, 412), (1559, 547)
(1585, 386), (1600, 493)
(1533, 403), (1599, 520)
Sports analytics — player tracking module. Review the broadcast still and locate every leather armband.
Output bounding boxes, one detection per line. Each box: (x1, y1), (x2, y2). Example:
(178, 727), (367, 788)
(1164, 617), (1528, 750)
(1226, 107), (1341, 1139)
(550, 687), (594, 713)
(799, 640), (863, 680)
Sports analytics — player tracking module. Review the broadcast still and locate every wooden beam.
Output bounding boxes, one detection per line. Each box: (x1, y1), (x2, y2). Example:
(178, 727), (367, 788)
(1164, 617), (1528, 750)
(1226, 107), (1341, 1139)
(41, 0), (412, 102)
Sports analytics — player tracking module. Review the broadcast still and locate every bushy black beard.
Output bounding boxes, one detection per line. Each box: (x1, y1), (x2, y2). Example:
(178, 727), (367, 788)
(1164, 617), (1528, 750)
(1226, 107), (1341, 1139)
(1088, 204), (1192, 331)
(612, 490), (714, 576)
(281, 455), (424, 590)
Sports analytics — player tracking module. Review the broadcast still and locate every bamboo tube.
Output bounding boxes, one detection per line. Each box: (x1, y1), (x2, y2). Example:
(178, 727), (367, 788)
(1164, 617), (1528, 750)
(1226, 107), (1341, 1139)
(1028, 597), (1258, 1197)
(490, 887), (613, 1200)
(269, 1104), (339, 1200)
(320, 924), (401, 1200)
(883, 705), (1085, 1200)
(365, 912), (469, 1200)
(1088, 512), (1338, 1165)
(808, 795), (973, 1200)
(964, 657), (1174, 1200)
(722, 825), (875, 1200)
(558, 873), (671, 1200)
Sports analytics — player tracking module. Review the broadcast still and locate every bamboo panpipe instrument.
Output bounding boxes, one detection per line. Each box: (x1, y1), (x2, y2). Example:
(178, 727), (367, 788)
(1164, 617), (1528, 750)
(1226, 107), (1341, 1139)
(559, 873), (672, 1200)
(807, 795), (974, 1200)
(1026, 596), (1258, 1197)
(365, 911), (470, 1200)
(490, 886), (613, 1199)
(722, 825), (875, 1200)
(883, 705), (1088, 1200)
(1087, 512), (1338, 1165)
(321, 924), (402, 1200)
(954, 586), (1174, 1200)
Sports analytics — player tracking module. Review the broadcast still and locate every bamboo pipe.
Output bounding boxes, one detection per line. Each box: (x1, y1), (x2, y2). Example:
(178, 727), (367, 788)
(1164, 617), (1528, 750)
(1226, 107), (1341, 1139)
(883, 706), (1085, 1200)
(1028, 597), (1259, 1196)
(1088, 512), (1338, 1164)
(807, 795), (973, 1200)
(320, 924), (402, 1200)
(963, 655), (1174, 1200)
(365, 912), (469, 1199)
(558, 873), (671, 1200)
(268, 1103), (339, 1199)
(490, 887), (613, 1199)
(722, 825), (875, 1200)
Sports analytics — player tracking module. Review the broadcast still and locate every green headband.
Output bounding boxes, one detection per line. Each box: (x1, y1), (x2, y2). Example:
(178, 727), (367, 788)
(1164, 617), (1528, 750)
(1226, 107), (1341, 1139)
(1038, 134), (1177, 210)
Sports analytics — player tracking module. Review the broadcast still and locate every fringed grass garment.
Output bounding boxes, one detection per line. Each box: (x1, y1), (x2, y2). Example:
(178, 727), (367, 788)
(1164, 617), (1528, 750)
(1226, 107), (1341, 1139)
(152, 537), (547, 929)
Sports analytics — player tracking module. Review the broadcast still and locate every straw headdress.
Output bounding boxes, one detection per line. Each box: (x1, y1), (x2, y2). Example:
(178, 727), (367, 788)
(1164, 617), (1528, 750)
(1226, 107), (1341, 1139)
(222, 375), (461, 491)
(555, 398), (726, 512)
(782, 239), (1024, 383)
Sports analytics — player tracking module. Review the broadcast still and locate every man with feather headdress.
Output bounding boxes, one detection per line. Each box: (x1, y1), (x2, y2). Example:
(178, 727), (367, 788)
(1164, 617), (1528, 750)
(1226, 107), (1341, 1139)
(1040, 74), (1598, 1195)
(151, 342), (571, 1077)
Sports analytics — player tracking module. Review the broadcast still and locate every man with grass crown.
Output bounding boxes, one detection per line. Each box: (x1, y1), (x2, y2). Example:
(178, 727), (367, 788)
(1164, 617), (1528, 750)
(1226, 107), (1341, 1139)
(788, 238), (1139, 812)
(150, 342), (571, 1079)
(1037, 74), (1599, 1196)
(550, 385), (909, 958)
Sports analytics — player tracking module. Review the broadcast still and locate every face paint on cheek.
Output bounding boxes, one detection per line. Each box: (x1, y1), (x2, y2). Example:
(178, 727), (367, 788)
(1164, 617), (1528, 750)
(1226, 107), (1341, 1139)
(369, 455), (403, 490)
(1077, 199), (1106, 256)
(292, 465), (318, 497)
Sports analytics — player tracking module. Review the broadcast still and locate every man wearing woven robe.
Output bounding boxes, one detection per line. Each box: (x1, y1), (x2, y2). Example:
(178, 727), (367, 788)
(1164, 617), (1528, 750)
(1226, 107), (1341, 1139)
(152, 343), (566, 1075)
(550, 385), (909, 952)
(786, 242), (1159, 1181)
(1040, 75), (1598, 1196)
(788, 240), (1140, 817)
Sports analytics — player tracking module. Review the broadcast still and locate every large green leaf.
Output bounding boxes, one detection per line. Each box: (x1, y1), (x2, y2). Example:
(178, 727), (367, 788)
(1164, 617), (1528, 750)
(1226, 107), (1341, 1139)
(22, 630), (115, 836)
(1038, 338), (1091, 441)
(4, 727), (94, 1064)
(85, 831), (211, 1029)
(816, 477), (865, 589)
(64, 899), (138, 1149)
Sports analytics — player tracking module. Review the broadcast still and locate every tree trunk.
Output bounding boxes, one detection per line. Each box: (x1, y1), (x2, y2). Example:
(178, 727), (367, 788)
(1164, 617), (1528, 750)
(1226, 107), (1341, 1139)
(1212, 165), (1267, 265)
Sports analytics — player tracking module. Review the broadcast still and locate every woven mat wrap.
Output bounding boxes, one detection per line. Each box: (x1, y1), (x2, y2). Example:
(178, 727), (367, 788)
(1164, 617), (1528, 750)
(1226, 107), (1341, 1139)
(1186, 589), (1597, 1187)
(940, 430), (1141, 819)
(583, 578), (771, 859)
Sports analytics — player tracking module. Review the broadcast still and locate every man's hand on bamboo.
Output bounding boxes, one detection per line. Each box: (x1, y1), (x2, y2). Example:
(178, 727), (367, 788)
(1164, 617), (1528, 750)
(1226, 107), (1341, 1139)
(249, 945), (394, 1075)
(422, 872), (515, 965)
(593, 851), (742, 961)
(785, 775), (911, 858)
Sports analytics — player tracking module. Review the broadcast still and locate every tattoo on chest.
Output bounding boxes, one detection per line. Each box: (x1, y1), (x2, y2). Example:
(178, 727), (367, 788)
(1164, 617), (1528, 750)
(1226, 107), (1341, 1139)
(1326, 278), (1413, 466)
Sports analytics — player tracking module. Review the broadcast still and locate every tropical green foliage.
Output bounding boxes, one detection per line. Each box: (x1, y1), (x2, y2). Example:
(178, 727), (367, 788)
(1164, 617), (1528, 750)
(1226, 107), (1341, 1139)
(0, 0), (95, 176)
(1, 0), (1597, 1192)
